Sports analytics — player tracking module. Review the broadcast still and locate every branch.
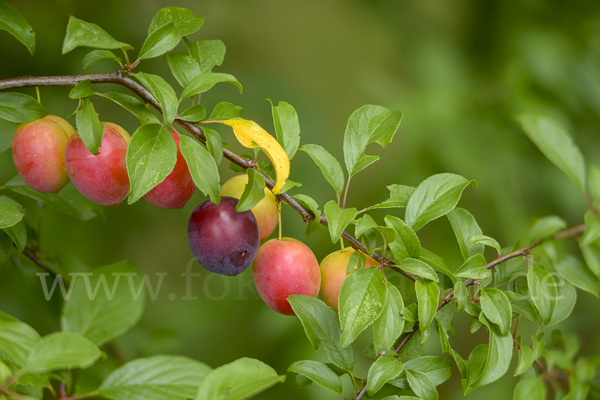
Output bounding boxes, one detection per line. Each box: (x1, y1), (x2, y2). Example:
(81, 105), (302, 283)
(23, 247), (57, 278)
(0, 73), (418, 282)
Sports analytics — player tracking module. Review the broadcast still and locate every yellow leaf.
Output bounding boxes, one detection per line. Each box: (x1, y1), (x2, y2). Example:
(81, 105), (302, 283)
(220, 119), (289, 194)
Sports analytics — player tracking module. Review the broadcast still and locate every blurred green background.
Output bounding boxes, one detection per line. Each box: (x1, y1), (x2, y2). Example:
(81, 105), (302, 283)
(1, 0), (600, 398)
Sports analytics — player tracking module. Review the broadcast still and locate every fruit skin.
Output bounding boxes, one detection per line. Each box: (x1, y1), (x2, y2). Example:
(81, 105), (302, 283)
(188, 196), (260, 276)
(12, 115), (75, 193)
(144, 131), (195, 209)
(319, 249), (379, 313)
(220, 174), (278, 241)
(64, 122), (130, 206)
(253, 238), (321, 315)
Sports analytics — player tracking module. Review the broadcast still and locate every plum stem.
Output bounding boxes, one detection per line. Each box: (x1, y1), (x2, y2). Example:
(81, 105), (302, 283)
(35, 86), (41, 103)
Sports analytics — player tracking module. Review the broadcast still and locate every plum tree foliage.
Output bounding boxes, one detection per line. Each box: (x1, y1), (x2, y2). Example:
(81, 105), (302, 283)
(0, 2), (599, 400)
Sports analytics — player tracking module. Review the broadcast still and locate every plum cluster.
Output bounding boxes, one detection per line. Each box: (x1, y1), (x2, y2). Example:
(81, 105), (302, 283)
(13, 116), (377, 316)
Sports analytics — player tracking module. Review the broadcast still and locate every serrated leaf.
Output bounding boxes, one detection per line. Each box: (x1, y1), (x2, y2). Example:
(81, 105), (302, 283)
(527, 267), (557, 325)
(299, 144), (344, 197)
(343, 105), (403, 177)
(519, 115), (586, 191)
(177, 104), (206, 122)
(167, 52), (202, 88)
(25, 332), (101, 374)
(60, 261), (145, 346)
(99, 355), (211, 400)
(126, 125), (177, 204)
(0, 92), (47, 123)
(185, 38), (226, 74)
(514, 336), (535, 376)
(405, 174), (475, 231)
(469, 234), (501, 255)
(367, 355), (404, 395)
(455, 254), (489, 280)
(453, 281), (468, 312)
(0, 195), (24, 229)
(405, 369), (438, 400)
(83, 49), (120, 69)
(4, 219), (26, 253)
(338, 268), (386, 349)
(138, 22), (181, 61)
(324, 201), (357, 244)
(75, 98), (104, 155)
(552, 254), (599, 297)
(219, 119), (288, 193)
(397, 259), (438, 282)
(268, 100), (300, 160)
(236, 169), (266, 212)
(0, 0), (35, 55)
(195, 358), (284, 400)
(365, 184), (415, 211)
(506, 291), (539, 323)
(475, 319), (513, 387)
(415, 279), (439, 335)
(385, 215), (420, 259)
(204, 128), (223, 165)
(529, 216), (567, 242)
(513, 377), (546, 400)
(479, 288), (512, 335)
(62, 16), (131, 54)
(0, 312), (41, 367)
(148, 7), (203, 36)
(210, 102), (243, 120)
(136, 72), (179, 125)
(179, 135), (220, 204)
(288, 360), (342, 395)
(99, 92), (160, 125)
(181, 73), (242, 98)
(447, 208), (484, 260)
(374, 283), (404, 352)
(69, 79), (95, 99)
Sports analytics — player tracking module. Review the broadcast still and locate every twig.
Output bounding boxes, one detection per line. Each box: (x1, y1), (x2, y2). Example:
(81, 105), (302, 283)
(23, 247), (56, 278)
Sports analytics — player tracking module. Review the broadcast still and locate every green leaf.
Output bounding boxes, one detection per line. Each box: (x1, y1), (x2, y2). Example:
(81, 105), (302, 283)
(181, 73), (242, 98)
(60, 261), (145, 346)
(552, 254), (600, 297)
(519, 115), (586, 191)
(447, 208), (484, 261)
(148, 7), (204, 36)
(126, 124), (177, 204)
(25, 332), (101, 374)
(514, 336), (535, 376)
(99, 355), (211, 400)
(405, 173), (475, 231)
(338, 268), (387, 349)
(185, 38), (226, 74)
(354, 215), (395, 244)
(167, 52), (202, 88)
(506, 291), (539, 323)
(367, 355), (404, 395)
(83, 49), (121, 69)
(299, 144), (345, 197)
(4, 219), (26, 253)
(69, 79), (95, 99)
(343, 105), (403, 177)
(581, 210), (600, 247)
(204, 128), (223, 165)
(469, 234), (501, 255)
(403, 356), (452, 386)
(397, 259), (438, 282)
(323, 201), (357, 244)
(415, 279), (439, 335)
(589, 164), (600, 206)
(99, 92), (160, 125)
(479, 288), (512, 335)
(463, 344), (488, 391)
(288, 360), (342, 395)
(178, 104), (206, 123)
(455, 254), (490, 280)
(195, 358), (284, 400)
(0, 195), (24, 229)
(513, 377), (546, 400)
(268, 100), (300, 160)
(0, 92), (47, 123)
(405, 369), (438, 400)
(179, 135), (220, 204)
(385, 216), (420, 259)
(75, 98), (104, 155)
(527, 267), (557, 325)
(374, 283), (405, 352)
(364, 184), (415, 211)
(236, 169), (266, 212)
(475, 319), (513, 387)
(138, 22), (181, 61)
(0, 312), (41, 367)
(453, 281), (468, 312)
(136, 72), (179, 125)
(419, 248), (454, 280)
(210, 102), (244, 120)
(548, 281), (577, 326)
(279, 179), (302, 194)
(529, 216), (567, 242)
(0, 230), (11, 265)
(287, 295), (354, 371)
(0, 0), (35, 55)
(62, 16), (131, 54)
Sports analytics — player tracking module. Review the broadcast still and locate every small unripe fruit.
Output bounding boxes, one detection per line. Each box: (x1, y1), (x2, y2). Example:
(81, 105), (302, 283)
(188, 196), (260, 276)
(144, 132), (195, 209)
(64, 122), (130, 206)
(12, 115), (75, 193)
(319, 249), (379, 313)
(253, 238), (321, 315)
(220, 174), (278, 241)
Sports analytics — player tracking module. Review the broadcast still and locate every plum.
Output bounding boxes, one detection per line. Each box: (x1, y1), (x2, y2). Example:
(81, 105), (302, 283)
(188, 196), (260, 276)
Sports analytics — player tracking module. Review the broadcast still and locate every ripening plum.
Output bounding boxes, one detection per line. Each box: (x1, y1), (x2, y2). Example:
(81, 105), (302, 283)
(319, 249), (379, 313)
(220, 174), (278, 241)
(252, 238), (321, 315)
(64, 122), (130, 206)
(188, 196), (260, 276)
(12, 115), (75, 193)
(144, 131), (195, 209)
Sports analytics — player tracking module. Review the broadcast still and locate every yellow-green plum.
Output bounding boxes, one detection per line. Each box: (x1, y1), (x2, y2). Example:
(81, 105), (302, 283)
(220, 174), (278, 241)
(319, 249), (379, 313)
(64, 122), (130, 206)
(253, 238), (321, 315)
(12, 115), (75, 193)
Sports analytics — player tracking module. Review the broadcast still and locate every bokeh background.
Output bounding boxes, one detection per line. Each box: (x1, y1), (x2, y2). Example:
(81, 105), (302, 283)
(1, 0), (600, 398)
